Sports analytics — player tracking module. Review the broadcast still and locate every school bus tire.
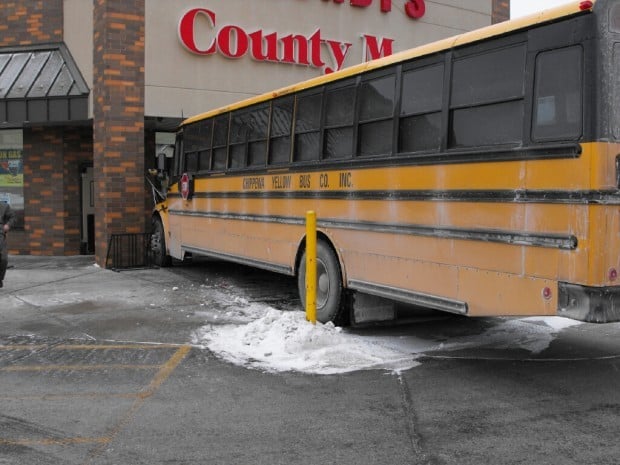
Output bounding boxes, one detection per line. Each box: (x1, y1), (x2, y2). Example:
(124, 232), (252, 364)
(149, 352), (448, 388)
(151, 217), (172, 267)
(298, 240), (348, 326)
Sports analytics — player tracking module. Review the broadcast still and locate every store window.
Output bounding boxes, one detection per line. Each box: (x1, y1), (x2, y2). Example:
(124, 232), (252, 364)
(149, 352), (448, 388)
(0, 129), (24, 228)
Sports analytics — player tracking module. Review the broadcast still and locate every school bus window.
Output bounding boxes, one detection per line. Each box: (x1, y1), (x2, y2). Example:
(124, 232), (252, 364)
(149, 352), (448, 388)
(197, 119), (213, 171)
(185, 151), (199, 173)
(247, 104), (270, 167)
(358, 73), (396, 157)
(399, 64), (444, 153)
(324, 80), (356, 159)
(294, 91), (323, 162)
(184, 122), (202, 154)
(212, 114), (229, 171)
(532, 46), (583, 141)
(229, 110), (249, 169)
(450, 100), (523, 148)
(449, 44), (526, 148)
(269, 96), (294, 165)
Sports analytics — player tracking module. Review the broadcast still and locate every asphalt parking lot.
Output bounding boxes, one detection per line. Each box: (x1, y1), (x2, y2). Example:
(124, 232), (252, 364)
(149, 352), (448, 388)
(1, 256), (620, 465)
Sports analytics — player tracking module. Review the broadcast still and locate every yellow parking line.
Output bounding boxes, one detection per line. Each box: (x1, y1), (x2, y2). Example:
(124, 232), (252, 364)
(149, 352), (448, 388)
(83, 345), (192, 465)
(0, 343), (192, 462)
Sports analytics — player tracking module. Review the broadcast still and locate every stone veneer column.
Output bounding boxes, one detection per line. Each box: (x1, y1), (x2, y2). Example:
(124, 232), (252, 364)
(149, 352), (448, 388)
(93, 0), (146, 267)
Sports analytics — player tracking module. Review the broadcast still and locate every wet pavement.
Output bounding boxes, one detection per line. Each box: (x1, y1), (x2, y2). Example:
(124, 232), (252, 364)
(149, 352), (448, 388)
(1, 255), (620, 464)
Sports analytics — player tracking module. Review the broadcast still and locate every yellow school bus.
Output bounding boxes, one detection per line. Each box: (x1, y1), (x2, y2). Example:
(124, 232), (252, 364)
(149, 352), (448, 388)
(151, 0), (620, 324)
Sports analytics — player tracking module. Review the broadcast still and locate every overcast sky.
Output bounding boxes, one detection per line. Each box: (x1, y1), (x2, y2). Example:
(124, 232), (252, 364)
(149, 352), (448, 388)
(511, 0), (574, 19)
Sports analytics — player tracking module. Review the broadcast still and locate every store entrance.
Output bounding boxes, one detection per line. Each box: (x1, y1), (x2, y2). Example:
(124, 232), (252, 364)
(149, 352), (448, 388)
(81, 166), (95, 254)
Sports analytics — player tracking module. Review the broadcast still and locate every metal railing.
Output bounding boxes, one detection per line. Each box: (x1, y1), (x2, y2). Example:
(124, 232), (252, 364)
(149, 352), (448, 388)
(105, 233), (153, 270)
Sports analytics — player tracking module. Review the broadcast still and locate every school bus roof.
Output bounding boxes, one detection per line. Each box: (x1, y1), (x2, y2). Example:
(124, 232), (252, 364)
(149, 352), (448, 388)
(181, 0), (595, 127)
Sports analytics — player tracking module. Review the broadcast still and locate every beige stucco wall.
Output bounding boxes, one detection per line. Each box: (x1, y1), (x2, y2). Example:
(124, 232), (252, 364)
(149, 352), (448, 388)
(145, 0), (492, 120)
(62, 1), (493, 121)
(63, 0), (94, 118)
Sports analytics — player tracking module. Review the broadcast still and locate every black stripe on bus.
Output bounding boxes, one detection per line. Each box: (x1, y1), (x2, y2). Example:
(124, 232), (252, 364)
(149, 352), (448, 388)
(168, 209), (578, 250)
(171, 189), (620, 205)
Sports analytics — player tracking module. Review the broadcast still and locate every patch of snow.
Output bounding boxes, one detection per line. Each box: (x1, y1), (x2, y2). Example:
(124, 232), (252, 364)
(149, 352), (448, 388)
(193, 302), (583, 375)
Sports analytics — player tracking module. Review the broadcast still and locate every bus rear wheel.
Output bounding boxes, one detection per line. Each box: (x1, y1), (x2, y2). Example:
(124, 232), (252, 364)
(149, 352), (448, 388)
(298, 241), (348, 326)
(151, 217), (172, 267)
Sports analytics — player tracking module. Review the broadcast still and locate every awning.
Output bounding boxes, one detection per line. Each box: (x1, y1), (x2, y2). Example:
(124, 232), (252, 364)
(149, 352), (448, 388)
(0, 43), (89, 127)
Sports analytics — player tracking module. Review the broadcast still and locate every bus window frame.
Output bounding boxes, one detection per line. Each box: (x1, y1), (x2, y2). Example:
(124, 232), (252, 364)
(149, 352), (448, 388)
(357, 67), (398, 159)
(211, 113), (231, 173)
(322, 77), (358, 161)
(293, 87), (325, 165)
(268, 95), (295, 166)
(398, 58), (446, 156)
(531, 45), (585, 143)
(448, 37), (527, 150)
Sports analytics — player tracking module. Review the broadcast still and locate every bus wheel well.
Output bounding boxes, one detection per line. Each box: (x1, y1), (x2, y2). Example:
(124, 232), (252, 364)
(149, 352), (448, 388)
(295, 232), (341, 279)
(295, 233), (350, 326)
(150, 214), (172, 267)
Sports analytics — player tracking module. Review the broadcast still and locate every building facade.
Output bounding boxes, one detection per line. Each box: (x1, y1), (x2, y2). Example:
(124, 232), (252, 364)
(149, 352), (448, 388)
(0, 0), (509, 266)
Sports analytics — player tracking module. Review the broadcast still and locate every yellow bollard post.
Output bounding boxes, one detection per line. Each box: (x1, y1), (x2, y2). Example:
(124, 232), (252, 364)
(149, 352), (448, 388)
(305, 211), (317, 325)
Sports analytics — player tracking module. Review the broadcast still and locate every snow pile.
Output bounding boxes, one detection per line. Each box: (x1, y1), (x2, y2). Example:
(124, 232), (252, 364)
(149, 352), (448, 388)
(193, 303), (582, 375)
(194, 307), (421, 374)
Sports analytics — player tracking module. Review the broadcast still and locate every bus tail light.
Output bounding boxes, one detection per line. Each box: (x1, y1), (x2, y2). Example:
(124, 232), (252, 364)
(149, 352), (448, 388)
(542, 287), (553, 300)
(609, 268), (618, 282)
(579, 1), (594, 11)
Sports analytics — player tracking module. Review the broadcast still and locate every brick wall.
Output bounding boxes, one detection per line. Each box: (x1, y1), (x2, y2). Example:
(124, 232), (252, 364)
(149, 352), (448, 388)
(493, 0), (510, 23)
(14, 126), (92, 256)
(0, 0), (63, 46)
(93, 0), (146, 267)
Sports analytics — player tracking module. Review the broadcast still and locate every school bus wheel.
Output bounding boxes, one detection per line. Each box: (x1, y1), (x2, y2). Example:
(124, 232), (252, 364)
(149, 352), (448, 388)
(298, 240), (348, 325)
(151, 217), (172, 267)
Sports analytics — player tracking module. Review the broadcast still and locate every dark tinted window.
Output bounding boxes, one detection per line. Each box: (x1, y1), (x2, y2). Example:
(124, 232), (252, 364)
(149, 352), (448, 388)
(294, 133), (320, 162)
(270, 97), (293, 165)
(451, 44), (525, 107)
(185, 151), (198, 173)
(212, 114), (229, 170)
(295, 92), (322, 132)
(325, 84), (356, 126)
(229, 105), (269, 168)
(359, 75), (395, 121)
(450, 101), (523, 147)
(401, 64), (444, 115)
(199, 149), (211, 171)
(294, 90), (323, 162)
(399, 64), (444, 154)
(324, 80), (356, 159)
(184, 120), (211, 153)
(448, 44), (526, 148)
(532, 46), (583, 141)
(358, 73), (395, 157)
(325, 127), (354, 159)
(359, 120), (393, 156)
(399, 112), (442, 153)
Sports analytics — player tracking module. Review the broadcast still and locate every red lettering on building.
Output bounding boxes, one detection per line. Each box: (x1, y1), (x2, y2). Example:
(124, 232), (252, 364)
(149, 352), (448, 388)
(179, 9), (357, 74)
(362, 35), (394, 61)
(177, 3), (425, 73)
(320, 0), (426, 19)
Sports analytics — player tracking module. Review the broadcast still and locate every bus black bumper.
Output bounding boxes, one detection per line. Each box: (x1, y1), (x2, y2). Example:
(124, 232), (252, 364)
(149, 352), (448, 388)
(558, 282), (620, 323)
